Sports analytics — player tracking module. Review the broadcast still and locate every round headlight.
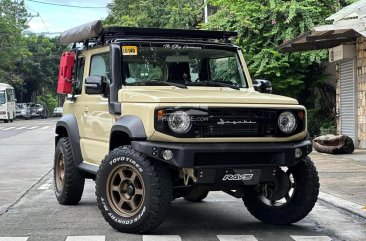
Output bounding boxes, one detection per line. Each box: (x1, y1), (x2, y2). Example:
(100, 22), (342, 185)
(278, 112), (297, 134)
(168, 111), (191, 134)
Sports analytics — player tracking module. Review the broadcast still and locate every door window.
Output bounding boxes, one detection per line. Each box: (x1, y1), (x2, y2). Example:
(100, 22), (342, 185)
(75, 57), (85, 95)
(90, 53), (110, 84)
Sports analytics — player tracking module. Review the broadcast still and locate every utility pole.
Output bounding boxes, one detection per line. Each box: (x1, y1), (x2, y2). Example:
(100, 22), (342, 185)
(26, 12), (40, 25)
(15, 0), (18, 25)
(204, 0), (208, 24)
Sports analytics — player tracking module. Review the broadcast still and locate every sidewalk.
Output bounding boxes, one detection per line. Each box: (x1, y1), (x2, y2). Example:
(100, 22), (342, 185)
(310, 150), (366, 218)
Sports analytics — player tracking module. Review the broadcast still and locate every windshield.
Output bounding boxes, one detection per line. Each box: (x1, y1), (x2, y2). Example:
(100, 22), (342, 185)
(121, 44), (247, 88)
(0, 91), (5, 104)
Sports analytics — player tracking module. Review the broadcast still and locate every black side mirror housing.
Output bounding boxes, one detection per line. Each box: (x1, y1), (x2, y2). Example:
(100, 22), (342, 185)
(253, 79), (272, 94)
(85, 76), (107, 95)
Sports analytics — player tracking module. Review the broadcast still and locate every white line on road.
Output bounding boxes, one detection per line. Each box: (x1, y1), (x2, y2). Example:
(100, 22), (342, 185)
(0, 238), (28, 241)
(26, 126), (39, 130)
(15, 127), (26, 130)
(39, 126), (50, 130)
(291, 236), (332, 241)
(2, 127), (15, 130)
(65, 236), (105, 241)
(143, 235), (182, 241)
(217, 235), (258, 241)
(38, 184), (52, 190)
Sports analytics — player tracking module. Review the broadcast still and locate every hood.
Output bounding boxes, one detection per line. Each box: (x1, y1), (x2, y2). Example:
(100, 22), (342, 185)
(120, 87), (298, 105)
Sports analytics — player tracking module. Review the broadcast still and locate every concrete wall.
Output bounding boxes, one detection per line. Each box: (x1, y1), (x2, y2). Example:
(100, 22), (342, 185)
(356, 37), (366, 148)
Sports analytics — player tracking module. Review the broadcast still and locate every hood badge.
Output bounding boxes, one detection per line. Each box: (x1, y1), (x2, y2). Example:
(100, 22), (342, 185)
(217, 119), (256, 125)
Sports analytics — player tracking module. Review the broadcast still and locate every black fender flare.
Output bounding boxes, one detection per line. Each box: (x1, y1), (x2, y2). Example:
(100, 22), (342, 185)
(55, 114), (83, 166)
(110, 115), (147, 150)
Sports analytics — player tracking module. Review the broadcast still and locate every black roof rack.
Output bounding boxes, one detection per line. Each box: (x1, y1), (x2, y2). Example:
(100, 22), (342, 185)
(59, 20), (237, 46)
(101, 26), (237, 41)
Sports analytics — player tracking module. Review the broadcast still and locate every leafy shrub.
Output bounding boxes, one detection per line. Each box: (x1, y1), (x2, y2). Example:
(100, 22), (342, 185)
(307, 109), (336, 138)
(37, 94), (57, 116)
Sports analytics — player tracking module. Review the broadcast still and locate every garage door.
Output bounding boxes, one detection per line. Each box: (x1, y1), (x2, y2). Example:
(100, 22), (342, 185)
(339, 59), (356, 143)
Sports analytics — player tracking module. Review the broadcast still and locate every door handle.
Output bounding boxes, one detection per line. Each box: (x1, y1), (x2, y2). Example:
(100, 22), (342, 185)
(84, 106), (88, 113)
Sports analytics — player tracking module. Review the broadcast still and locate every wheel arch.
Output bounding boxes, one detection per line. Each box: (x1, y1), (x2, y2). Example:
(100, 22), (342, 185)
(55, 114), (83, 166)
(109, 115), (147, 151)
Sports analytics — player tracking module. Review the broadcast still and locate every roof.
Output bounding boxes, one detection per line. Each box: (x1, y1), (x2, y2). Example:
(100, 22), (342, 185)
(0, 83), (13, 89)
(278, 0), (366, 52)
(59, 20), (237, 46)
(279, 27), (360, 52)
(326, 0), (366, 22)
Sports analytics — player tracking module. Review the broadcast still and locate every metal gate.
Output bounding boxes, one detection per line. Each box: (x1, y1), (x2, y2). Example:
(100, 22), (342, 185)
(339, 59), (357, 143)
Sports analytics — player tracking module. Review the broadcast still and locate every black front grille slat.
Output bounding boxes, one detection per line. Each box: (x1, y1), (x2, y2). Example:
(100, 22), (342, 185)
(193, 108), (278, 138)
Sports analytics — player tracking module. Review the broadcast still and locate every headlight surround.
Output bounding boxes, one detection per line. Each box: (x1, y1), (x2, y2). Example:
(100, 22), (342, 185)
(278, 111), (297, 134)
(167, 111), (191, 134)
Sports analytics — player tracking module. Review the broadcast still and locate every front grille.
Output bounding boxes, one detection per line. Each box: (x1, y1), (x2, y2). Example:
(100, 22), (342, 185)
(193, 108), (278, 138)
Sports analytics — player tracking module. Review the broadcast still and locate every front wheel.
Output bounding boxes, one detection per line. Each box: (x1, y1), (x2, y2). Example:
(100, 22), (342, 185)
(96, 146), (172, 233)
(242, 157), (319, 225)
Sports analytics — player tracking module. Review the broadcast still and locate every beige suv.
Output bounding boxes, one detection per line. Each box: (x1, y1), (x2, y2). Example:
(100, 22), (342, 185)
(54, 21), (319, 233)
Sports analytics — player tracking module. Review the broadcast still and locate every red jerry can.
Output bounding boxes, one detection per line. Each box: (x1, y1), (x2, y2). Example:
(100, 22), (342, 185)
(57, 52), (75, 94)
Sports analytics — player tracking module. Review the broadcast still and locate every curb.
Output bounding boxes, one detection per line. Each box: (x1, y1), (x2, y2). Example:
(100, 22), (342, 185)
(318, 191), (366, 219)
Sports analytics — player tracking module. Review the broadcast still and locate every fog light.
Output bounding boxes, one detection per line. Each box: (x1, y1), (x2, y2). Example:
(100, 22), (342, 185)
(295, 148), (303, 158)
(162, 150), (174, 161)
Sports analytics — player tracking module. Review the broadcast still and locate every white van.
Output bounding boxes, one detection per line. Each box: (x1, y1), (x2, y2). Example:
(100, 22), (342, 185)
(0, 83), (16, 123)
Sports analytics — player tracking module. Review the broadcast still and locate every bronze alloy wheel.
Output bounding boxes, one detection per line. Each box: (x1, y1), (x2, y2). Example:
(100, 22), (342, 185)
(106, 163), (145, 217)
(55, 152), (65, 192)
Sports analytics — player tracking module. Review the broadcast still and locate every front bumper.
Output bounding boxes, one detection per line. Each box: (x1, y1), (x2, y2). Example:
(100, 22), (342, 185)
(131, 140), (312, 168)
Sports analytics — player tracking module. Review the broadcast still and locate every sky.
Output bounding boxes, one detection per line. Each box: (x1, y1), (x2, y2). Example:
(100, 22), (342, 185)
(25, 0), (113, 34)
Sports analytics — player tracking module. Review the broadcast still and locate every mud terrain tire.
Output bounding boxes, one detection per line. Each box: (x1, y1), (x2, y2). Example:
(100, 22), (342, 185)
(243, 157), (319, 224)
(96, 146), (172, 233)
(54, 137), (85, 205)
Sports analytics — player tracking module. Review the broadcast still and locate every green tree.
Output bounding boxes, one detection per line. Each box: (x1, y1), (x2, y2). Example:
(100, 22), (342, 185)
(0, 0), (29, 86)
(105, 0), (205, 28)
(16, 35), (65, 103)
(207, 0), (356, 104)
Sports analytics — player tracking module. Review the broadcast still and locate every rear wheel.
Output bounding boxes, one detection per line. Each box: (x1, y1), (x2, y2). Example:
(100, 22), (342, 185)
(96, 146), (172, 233)
(53, 137), (85, 205)
(242, 157), (319, 224)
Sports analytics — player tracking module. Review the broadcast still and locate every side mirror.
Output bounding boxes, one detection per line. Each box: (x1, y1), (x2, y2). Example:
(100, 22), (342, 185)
(85, 76), (107, 95)
(253, 79), (272, 94)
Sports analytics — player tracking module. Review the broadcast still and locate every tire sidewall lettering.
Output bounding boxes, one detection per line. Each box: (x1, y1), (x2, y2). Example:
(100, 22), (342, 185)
(102, 153), (147, 225)
(109, 156), (143, 172)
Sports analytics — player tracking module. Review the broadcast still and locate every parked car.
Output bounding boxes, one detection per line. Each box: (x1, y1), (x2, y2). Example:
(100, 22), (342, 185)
(15, 103), (30, 119)
(29, 103), (48, 119)
(52, 107), (63, 117)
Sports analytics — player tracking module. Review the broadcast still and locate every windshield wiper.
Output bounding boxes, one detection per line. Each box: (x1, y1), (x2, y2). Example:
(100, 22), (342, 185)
(186, 81), (240, 90)
(130, 81), (187, 89)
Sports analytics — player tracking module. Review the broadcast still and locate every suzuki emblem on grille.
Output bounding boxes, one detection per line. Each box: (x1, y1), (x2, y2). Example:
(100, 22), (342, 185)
(217, 119), (256, 125)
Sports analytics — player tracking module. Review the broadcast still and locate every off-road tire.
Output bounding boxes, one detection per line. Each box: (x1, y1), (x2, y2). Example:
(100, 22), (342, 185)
(53, 137), (85, 205)
(96, 146), (172, 233)
(243, 157), (319, 224)
(184, 189), (209, 202)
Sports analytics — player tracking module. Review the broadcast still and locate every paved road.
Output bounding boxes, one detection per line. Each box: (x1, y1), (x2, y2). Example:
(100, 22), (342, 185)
(0, 119), (365, 241)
